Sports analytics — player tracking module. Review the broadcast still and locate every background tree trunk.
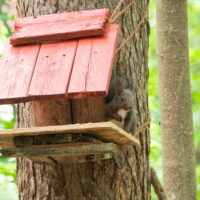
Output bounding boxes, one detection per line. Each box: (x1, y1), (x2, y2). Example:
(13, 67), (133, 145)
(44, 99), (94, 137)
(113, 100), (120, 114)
(16, 0), (150, 199)
(156, 0), (197, 199)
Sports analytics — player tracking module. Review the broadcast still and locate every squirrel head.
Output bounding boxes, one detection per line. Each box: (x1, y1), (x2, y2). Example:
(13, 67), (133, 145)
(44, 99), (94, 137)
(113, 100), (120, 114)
(114, 87), (135, 111)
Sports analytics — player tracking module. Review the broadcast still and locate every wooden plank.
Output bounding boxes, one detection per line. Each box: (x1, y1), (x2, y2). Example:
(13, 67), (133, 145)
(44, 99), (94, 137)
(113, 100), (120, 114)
(14, 135), (102, 147)
(0, 41), (40, 104)
(31, 156), (59, 165)
(13, 9), (109, 28)
(0, 122), (140, 149)
(0, 136), (13, 149)
(68, 38), (92, 98)
(0, 143), (118, 158)
(10, 9), (109, 45)
(13, 134), (72, 147)
(28, 40), (78, 99)
(68, 24), (119, 98)
(51, 153), (113, 164)
(86, 24), (119, 96)
(30, 153), (113, 165)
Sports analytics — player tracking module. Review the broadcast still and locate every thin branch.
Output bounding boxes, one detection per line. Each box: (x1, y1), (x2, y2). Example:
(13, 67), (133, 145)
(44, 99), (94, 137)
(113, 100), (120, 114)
(0, 5), (12, 36)
(3, 20), (12, 36)
(151, 166), (167, 200)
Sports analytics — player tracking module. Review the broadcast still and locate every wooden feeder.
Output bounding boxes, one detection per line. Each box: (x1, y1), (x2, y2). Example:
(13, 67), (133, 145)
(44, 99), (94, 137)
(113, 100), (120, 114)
(0, 9), (139, 164)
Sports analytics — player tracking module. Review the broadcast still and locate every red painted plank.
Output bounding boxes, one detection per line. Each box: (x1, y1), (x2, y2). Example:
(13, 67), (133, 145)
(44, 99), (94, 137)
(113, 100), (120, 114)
(13, 9), (109, 26)
(68, 39), (93, 98)
(28, 40), (78, 100)
(0, 41), (40, 104)
(10, 9), (109, 46)
(85, 24), (119, 96)
(68, 24), (119, 98)
(86, 24), (119, 96)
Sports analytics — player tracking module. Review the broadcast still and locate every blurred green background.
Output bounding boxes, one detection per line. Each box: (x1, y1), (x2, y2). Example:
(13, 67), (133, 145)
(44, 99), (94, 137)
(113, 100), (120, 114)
(0, 0), (199, 199)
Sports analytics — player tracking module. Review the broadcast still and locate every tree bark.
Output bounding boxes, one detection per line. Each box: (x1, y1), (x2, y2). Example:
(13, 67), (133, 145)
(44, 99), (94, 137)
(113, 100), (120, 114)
(156, 0), (197, 199)
(16, 0), (150, 199)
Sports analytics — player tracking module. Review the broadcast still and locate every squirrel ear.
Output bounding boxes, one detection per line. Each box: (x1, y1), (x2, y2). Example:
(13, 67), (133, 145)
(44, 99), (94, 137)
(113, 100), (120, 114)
(116, 84), (123, 95)
(111, 76), (123, 95)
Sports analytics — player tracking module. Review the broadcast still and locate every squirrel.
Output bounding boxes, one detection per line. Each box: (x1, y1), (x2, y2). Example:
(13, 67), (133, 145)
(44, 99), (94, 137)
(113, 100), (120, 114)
(105, 76), (137, 135)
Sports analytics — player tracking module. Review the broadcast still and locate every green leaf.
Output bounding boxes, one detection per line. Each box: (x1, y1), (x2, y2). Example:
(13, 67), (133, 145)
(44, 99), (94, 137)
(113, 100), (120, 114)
(0, 13), (8, 21)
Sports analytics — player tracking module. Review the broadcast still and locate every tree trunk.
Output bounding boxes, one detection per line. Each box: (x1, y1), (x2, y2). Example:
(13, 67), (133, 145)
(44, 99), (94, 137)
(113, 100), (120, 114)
(156, 0), (197, 199)
(16, 0), (150, 199)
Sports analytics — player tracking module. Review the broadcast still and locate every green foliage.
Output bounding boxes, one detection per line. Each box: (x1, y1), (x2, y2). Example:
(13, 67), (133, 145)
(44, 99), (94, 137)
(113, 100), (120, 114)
(0, 0), (9, 7)
(0, 2), (16, 190)
(0, 158), (16, 182)
(0, 105), (17, 200)
(0, 0), (14, 37)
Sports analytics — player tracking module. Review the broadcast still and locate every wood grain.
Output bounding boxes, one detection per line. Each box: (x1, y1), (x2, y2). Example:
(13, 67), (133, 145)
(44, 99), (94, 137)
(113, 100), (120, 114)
(0, 122), (140, 149)
(0, 143), (118, 158)
(0, 41), (40, 104)
(0, 24), (119, 103)
(28, 153), (112, 165)
(68, 38), (93, 98)
(68, 24), (120, 98)
(14, 134), (72, 147)
(85, 24), (120, 96)
(28, 40), (78, 99)
(10, 9), (109, 45)
(51, 153), (113, 164)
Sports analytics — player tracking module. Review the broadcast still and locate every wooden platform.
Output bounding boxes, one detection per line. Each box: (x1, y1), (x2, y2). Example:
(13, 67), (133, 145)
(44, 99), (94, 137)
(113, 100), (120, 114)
(0, 143), (118, 164)
(0, 122), (139, 149)
(0, 122), (139, 164)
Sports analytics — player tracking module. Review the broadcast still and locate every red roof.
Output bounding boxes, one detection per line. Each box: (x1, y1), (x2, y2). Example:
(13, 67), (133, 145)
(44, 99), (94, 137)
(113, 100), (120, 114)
(10, 9), (110, 46)
(0, 9), (119, 104)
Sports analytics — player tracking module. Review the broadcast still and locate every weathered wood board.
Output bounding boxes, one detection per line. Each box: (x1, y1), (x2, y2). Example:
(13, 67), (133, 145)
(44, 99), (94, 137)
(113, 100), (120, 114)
(0, 122), (140, 149)
(68, 24), (119, 98)
(67, 38), (93, 98)
(0, 143), (118, 158)
(28, 40), (78, 99)
(0, 24), (119, 104)
(85, 24), (119, 96)
(0, 143), (116, 164)
(28, 152), (113, 165)
(29, 152), (113, 165)
(0, 42), (40, 104)
(10, 9), (109, 45)
(50, 152), (113, 164)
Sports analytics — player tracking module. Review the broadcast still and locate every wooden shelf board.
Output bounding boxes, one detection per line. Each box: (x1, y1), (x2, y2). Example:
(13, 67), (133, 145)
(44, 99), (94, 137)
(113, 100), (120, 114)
(0, 143), (117, 164)
(31, 153), (113, 165)
(0, 122), (140, 149)
(0, 143), (117, 157)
